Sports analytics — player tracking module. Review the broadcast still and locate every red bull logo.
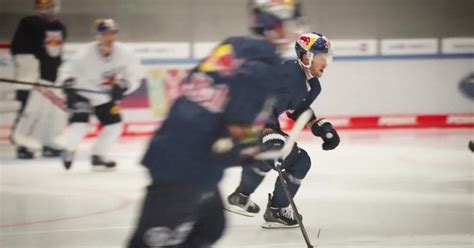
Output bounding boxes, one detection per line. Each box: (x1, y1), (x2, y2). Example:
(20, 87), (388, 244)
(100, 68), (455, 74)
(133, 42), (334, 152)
(199, 44), (243, 76)
(100, 75), (116, 87)
(299, 36), (311, 46)
(44, 31), (63, 57)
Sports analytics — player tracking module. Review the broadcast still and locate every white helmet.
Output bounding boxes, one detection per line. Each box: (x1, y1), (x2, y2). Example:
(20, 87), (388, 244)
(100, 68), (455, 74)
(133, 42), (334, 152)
(94, 19), (119, 33)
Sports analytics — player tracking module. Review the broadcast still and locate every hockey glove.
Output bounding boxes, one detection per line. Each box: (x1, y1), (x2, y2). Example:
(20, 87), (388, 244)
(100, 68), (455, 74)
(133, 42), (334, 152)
(111, 83), (127, 102)
(311, 119), (340, 150)
(259, 130), (296, 170)
(261, 130), (292, 158)
(211, 124), (264, 166)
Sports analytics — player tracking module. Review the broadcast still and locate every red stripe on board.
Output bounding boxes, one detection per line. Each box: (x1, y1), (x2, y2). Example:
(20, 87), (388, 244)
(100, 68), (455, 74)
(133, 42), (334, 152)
(416, 115), (448, 127)
(348, 116), (379, 129)
(1, 113), (472, 141)
(0, 43), (10, 49)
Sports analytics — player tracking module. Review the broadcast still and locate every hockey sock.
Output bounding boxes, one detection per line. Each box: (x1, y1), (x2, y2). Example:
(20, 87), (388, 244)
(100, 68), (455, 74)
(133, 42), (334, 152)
(91, 122), (122, 159)
(64, 123), (89, 151)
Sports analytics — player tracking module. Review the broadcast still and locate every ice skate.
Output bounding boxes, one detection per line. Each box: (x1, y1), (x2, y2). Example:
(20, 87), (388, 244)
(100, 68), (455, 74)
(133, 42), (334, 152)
(262, 194), (301, 229)
(62, 150), (74, 170)
(17, 146), (34, 159)
(91, 155), (116, 170)
(42, 146), (62, 158)
(225, 191), (260, 217)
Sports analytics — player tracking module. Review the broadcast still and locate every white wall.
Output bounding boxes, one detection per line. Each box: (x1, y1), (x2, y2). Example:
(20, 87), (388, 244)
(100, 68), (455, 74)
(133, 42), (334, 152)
(1, 46), (473, 117)
(317, 58), (473, 115)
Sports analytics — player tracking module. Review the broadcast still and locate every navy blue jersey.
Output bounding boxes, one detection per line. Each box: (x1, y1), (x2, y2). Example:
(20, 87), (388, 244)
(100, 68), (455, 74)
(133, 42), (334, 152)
(266, 59), (322, 130)
(11, 16), (67, 82)
(142, 36), (282, 191)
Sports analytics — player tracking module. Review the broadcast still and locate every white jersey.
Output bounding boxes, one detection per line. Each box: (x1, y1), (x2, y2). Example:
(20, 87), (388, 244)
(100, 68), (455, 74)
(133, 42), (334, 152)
(57, 41), (144, 106)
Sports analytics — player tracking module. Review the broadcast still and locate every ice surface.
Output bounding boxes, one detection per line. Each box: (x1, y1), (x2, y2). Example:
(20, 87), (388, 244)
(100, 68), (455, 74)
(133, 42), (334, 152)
(0, 129), (472, 248)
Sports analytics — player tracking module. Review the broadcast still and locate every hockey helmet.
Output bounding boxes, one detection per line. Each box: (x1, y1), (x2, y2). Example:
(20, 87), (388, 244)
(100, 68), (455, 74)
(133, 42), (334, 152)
(35, 0), (60, 14)
(94, 19), (119, 33)
(248, 0), (302, 35)
(295, 32), (332, 67)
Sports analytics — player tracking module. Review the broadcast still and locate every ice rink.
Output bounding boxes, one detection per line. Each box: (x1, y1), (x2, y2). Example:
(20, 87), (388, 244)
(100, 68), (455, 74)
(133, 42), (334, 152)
(0, 129), (472, 248)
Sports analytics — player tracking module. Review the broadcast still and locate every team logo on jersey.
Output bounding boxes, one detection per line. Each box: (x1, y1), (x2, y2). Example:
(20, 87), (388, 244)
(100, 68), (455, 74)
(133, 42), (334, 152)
(44, 31), (63, 58)
(198, 44), (243, 77)
(110, 104), (121, 115)
(100, 67), (126, 88)
(100, 75), (117, 87)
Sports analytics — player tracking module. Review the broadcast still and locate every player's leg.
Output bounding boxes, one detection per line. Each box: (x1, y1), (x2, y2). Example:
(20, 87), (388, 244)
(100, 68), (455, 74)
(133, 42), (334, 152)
(263, 146), (311, 228)
(12, 88), (68, 159)
(127, 183), (202, 248)
(182, 189), (226, 247)
(61, 92), (91, 169)
(11, 89), (34, 158)
(32, 87), (67, 158)
(91, 101), (123, 168)
(225, 161), (270, 217)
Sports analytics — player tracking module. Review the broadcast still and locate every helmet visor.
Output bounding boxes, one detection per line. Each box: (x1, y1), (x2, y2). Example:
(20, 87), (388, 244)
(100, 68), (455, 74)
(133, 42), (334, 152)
(313, 52), (333, 65)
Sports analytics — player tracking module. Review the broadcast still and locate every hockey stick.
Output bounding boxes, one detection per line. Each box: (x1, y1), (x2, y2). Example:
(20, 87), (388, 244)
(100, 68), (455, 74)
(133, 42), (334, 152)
(0, 77), (108, 94)
(255, 109), (313, 160)
(257, 109), (315, 247)
(265, 159), (315, 248)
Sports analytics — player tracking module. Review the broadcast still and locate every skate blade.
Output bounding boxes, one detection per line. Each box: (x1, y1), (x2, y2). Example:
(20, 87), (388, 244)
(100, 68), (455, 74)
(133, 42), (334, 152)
(261, 221), (299, 229)
(224, 204), (258, 217)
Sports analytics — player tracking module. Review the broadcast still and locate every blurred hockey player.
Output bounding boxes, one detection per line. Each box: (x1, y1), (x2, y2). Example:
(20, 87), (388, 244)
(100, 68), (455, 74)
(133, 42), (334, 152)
(57, 19), (144, 170)
(10, 0), (67, 159)
(127, 1), (304, 247)
(458, 73), (474, 152)
(225, 32), (340, 228)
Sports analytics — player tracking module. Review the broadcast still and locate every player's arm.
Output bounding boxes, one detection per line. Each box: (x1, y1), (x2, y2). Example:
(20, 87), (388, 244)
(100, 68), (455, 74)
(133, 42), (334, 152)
(211, 123), (265, 167)
(289, 104), (340, 151)
(56, 54), (83, 99)
(212, 93), (279, 167)
(286, 77), (321, 121)
(111, 49), (146, 101)
(11, 18), (40, 83)
(11, 18), (35, 55)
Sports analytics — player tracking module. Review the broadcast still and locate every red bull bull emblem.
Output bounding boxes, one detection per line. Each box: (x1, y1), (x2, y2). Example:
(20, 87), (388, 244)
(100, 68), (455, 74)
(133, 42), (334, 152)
(199, 44), (243, 76)
(299, 36), (311, 46)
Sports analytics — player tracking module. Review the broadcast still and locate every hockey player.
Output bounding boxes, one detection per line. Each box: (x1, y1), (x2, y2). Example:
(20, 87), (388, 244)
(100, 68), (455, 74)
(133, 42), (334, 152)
(458, 73), (474, 152)
(57, 19), (144, 170)
(10, 0), (66, 159)
(225, 32), (340, 228)
(127, 1), (304, 247)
